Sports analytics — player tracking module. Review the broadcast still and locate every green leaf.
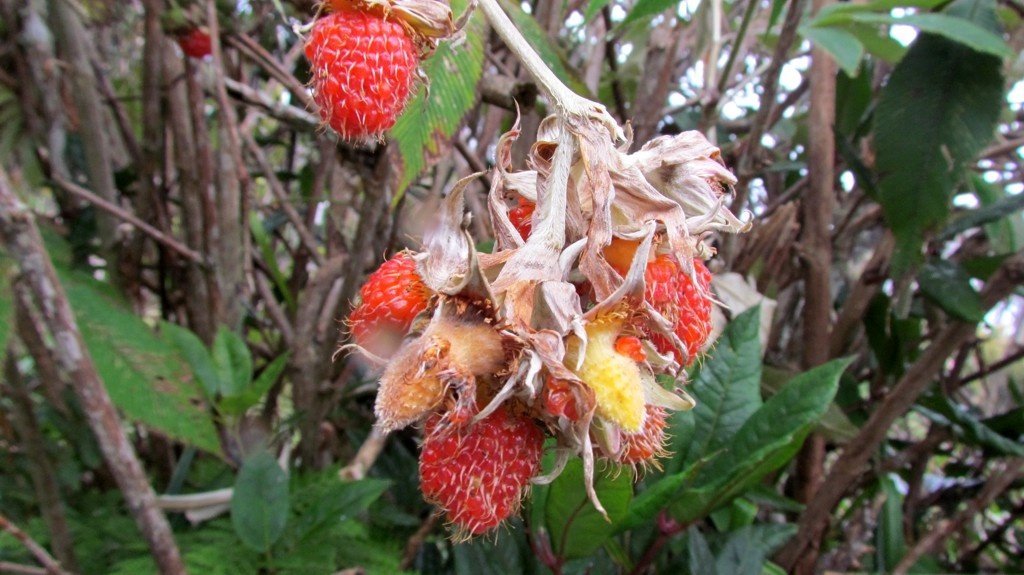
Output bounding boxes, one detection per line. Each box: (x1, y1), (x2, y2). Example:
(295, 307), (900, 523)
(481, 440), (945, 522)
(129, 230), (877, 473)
(844, 22), (906, 62)
(917, 260), (986, 322)
(877, 474), (907, 570)
(545, 459), (632, 560)
(621, 0), (678, 26)
(874, 17), (1004, 270)
(671, 359), (850, 522)
(162, 322), (222, 400)
(744, 485), (805, 513)
(688, 527), (715, 575)
(212, 326), (253, 398)
(615, 459), (701, 533)
(497, 0), (591, 95)
(848, 12), (1012, 59)
(677, 307), (763, 469)
(800, 25), (865, 77)
(917, 394), (1024, 456)
(453, 526), (531, 575)
(584, 0), (612, 22)
(389, 1), (485, 204)
(232, 451), (290, 552)
(218, 352), (290, 416)
(940, 184), (1024, 243)
(53, 269), (221, 455)
(715, 528), (769, 575)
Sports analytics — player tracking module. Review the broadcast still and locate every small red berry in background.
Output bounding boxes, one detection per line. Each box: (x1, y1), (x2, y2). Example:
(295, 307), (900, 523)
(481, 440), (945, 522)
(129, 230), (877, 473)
(304, 10), (419, 140)
(177, 28), (212, 59)
(507, 198), (535, 240)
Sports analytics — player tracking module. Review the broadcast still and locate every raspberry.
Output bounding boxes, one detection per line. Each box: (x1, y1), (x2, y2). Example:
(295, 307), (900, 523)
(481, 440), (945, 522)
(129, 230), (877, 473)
(507, 198), (535, 240)
(614, 336), (646, 363)
(348, 252), (430, 356)
(618, 406), (668, 465)
(419, 407), (544, 536)
(177, 28), (212, 59)
(305, 10), (418, 139)
(644, 256), (713, 366)
(604, 237), (641, 275)
(542, 377), (580, 421)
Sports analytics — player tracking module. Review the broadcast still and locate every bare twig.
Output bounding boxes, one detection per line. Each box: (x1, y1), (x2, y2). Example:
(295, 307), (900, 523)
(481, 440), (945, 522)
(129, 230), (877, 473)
(893, 458), (1024, 574)
(339, 426), (389, 480)
(0, 513), (71, 575)
(0, 167), (186, 575)
(50, 175), (206, 265)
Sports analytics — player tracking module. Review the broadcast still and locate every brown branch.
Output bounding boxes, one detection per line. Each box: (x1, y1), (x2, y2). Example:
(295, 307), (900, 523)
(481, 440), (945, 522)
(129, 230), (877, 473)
(399, 512), (439, 570)
(242, 133), (324, 266)
(50, 176), (206, 265)
(225, 32), (318, 112)
(776, 251), (1024, 570)
(0, 562), (50, 575)
(893, 458), (1024, 574)
(0, 167), (186, 574)
(339, 426), (389, 481)
(2, 343), (79, 572)
(0, 513), (71, 575)
(790, 23), (837, 572)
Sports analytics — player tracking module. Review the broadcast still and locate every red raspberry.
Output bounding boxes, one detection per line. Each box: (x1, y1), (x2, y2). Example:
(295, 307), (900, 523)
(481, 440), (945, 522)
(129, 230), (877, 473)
(645, 256), (713, 366)
(507, 198), (535, 240)
(542, 377), (580, 421)
(177, 28), (212, 59)
(618, 406), (668, 464)
(419, 407), (544, 536)
(348, 252), (431, 356)
(614, 335), (646, 363)
(304, 10), (418, 139)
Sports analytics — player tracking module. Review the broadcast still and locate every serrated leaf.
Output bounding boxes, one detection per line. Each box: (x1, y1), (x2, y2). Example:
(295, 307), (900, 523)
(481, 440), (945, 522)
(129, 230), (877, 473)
(875, 13), (1004, 270)
(671, 359), (850, 522)
(800, 25), (865, 77)
(389, 1), (485, 204)
(545, 459), (632, 560)
(53, 269), (221, 455)
(232, 451), (290, 552)
(677, 307), (763, 469)
(213, 326), (253, 398)
(917, 260), (986, 322)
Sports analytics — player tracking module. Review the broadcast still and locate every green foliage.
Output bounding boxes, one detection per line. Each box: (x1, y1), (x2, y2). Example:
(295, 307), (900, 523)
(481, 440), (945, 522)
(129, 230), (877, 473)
(497, 0), (591, 95)
(231, 451), (290, 552)
(163, 322), (289, 417)
(390, 0), (486, 204)
(917, 260), (986, 322)
(545, 459), (633, 560)
(874, 0), (1005, 270)
(14, 250), (223, 454)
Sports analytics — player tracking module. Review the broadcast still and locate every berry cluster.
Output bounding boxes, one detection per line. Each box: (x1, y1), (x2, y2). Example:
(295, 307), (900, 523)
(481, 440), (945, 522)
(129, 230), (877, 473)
(347, 225), (716, 536)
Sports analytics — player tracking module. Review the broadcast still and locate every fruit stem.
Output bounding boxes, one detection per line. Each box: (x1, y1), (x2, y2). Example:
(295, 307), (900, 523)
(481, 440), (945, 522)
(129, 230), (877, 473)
(475, 0), (622, 141)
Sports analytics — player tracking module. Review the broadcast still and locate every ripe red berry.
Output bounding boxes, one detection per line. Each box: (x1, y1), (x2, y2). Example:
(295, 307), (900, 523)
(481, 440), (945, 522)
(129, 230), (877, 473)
(348, 252), (431, 356)
(507, 198), (535, 240)
(618, 406), (668, 464)
(645, 256), (713, 366)
(419, 406), (544, 536)
(542, 377), (580, 421)
(614, 335), (646, 363)
(177, 28), (212, 59)
(304, 10), (418, 139)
